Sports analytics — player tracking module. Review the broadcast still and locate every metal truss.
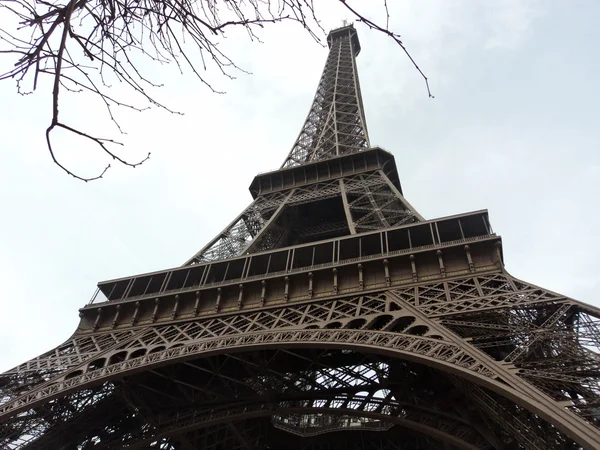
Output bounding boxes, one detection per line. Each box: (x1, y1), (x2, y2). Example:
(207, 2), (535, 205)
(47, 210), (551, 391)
(448, 375), (557, 450)
(341, 172), (421, 232)
(281, 26), (369, 168)
(186, 170), (420, 264)
(185, 191), (291, 264)
(2, 269), (599, 448)
(93, 390), (492, 449)
(3, 350), (492, 450)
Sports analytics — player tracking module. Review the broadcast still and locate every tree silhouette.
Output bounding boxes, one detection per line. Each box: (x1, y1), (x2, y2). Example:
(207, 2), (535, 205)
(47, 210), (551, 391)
(0, 0), (431, 180)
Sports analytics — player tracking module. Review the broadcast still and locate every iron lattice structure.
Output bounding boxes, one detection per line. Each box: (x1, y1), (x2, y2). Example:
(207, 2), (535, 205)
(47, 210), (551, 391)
(1, 25), (599, 450)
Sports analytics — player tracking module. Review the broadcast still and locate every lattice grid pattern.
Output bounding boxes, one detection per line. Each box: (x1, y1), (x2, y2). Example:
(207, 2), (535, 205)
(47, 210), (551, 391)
(281, 27), (369, 168)
(2, 271), (600, 448)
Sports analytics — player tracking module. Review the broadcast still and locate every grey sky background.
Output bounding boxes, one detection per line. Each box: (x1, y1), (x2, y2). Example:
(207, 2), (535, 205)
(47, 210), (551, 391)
(0, 0), (598, 372)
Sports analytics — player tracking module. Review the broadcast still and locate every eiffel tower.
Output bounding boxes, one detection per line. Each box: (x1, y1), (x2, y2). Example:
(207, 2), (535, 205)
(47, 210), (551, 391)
(1, 25), (599, 450)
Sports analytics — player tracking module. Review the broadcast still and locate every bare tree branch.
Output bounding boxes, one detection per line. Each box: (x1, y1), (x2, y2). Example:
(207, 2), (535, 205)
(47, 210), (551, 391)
(0, 0), (432, 180)
(340, 1), (434, 99)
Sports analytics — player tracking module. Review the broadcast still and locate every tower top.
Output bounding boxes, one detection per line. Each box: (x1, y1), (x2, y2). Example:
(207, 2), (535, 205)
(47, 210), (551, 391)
(327, 24), (361, 56)
(281, 24), (369, 168)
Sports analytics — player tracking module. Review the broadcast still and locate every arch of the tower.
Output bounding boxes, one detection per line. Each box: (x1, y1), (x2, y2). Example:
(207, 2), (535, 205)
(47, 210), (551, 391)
(0, 329), (595, 449)
(2, 277), (600, 449)
(0, 345), (541, 449)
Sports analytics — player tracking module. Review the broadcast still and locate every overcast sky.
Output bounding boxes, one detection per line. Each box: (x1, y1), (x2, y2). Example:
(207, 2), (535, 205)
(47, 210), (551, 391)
(0, 0), (598, 372)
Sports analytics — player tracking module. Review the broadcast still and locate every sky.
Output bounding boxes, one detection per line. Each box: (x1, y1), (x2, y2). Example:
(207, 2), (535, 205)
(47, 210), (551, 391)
(0, 0), (599, 372)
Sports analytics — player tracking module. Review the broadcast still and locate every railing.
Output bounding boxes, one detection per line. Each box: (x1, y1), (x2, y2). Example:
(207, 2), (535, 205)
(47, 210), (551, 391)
(88, 233), (497, 306)
(90, 210), (494, 305)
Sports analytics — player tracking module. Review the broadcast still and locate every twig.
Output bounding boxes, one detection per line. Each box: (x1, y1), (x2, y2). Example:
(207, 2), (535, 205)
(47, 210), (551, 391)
(0, 0), (432, 180)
